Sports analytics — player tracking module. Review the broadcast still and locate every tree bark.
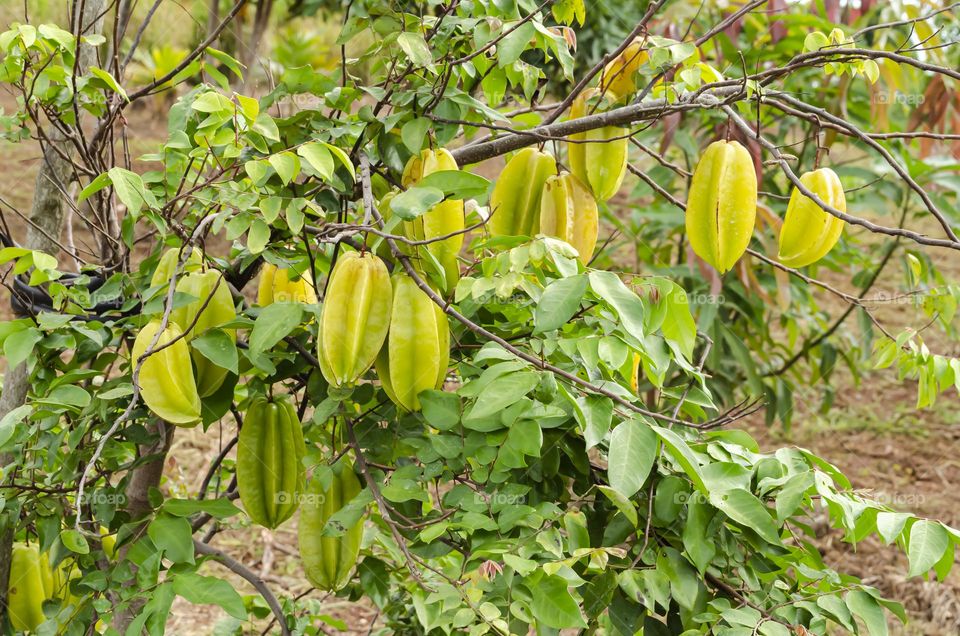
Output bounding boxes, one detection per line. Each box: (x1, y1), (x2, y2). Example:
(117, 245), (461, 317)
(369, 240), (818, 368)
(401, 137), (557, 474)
(0, 0), (105, 628)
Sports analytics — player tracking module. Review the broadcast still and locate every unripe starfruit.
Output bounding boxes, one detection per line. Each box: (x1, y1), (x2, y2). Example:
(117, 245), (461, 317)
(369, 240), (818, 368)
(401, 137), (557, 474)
(318, 251), (393, 387)
(7, 543), (54, 633)
(151, 246), (203, 287)
(170, 270), (237, 397)
(258, 263), (318, 305)
(685, 140), (758, 273)
(568, 89), (629, 202)
(489, 148), (557, 237)
(375, 274), (449, 412)
(401, 148), (465, 292)
(133, 320), (202, 425)
(539, 172), (599, 265)
(777, 168), (845, 268)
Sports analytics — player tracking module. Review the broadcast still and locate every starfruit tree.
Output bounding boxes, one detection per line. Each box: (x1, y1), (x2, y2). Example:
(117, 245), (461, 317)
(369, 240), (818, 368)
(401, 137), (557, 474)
(0, 0), (959, 634)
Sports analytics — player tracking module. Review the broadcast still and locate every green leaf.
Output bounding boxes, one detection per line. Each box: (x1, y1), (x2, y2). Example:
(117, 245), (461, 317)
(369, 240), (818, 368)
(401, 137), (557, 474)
(323, 143), (356, 182)
(244, 159), (270, 186)
(683, 501), (716, 573)
(248, 303), (303, 357)
(607, 419), (658, 498)
(535, 275), (587, 333)
(575, 394), (612, 449)
(298, 142), (334, 180)
(416, 170), (490, 200)
(465, 371), (539, 420)
(589, 271), (646, 343)
(709, 488), (782, 545)
(652, 426), (705, 493)
(597, 485), (638, 526)
(401, 117), (431, 154)
(498, 22), (536, 67)
(148, 514), (194, 564)
(268, 151), (300, 185)
(0, 404), (31, 448)
(172, 573), (247, 620)
(4, 327), (41, 369)
(247, 218), (271, 254)
(420, 390), (461, 431)
(60, 529), (90, 554)
(907, 520), (949, 578)
(90, 66), (128, 100)
(162, 498), (240, 519)
(389, 186), (445, 220)
(78, 172), (112, 203)
(846, 590), (888, 636)
(530, 575), (586, 629)
(108, 167), (154, 217)
(191, 329), (239, 375)
(397, 32), (433, 67)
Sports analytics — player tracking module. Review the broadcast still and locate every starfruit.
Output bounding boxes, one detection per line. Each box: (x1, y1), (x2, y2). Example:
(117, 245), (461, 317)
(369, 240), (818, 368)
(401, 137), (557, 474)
(299, 458), (364, 591)
(685, 140), (758, 273)
(170, 270), (237, 397)
(375, 274), (449, 412)
(151, 246), (203, 287)
(258, 263), (318, 305)
(7, 543), (54, 633)
(599, 38), (648, 99)
(237, 396), (306, 529)
(539, 172), (599, 265)
(777, 168), (845, 268)
(568, 89), (629, 202)
(401, 148), (465, 292)
(489, 148), (557, 237)
(318, 251), (393, 387)
(133, 320), (202, 425)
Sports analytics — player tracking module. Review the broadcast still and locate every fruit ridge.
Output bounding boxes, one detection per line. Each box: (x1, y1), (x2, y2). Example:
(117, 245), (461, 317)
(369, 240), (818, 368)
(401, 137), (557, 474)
(777, 168), (846, 268)
(568, 89), (628, 202)
(258, 263), (318, 305)
(132, 320), (202, 425)
(539, 172), (599, 265)
(489, 148), (557, 237)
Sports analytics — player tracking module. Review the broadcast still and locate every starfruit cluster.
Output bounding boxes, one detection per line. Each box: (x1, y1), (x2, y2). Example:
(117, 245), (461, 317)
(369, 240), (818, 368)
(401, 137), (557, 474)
(400, 148), (465, 292)
(133, 247), (237, 425)
(258, 262), (318, 305)
(237, 396), (306, 529)
(684, 140), (759, 273)
(568, 88), (629, 202)
(298, 459), (364, 591)
(777, 168), (845, 267)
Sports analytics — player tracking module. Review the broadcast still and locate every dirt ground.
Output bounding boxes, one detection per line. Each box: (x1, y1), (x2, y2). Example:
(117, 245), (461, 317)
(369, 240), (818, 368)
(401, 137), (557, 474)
(2, 92), (959, 635)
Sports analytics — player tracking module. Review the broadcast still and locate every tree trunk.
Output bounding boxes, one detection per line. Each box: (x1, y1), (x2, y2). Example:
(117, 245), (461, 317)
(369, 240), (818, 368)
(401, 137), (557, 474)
(0, 0), (105, 628)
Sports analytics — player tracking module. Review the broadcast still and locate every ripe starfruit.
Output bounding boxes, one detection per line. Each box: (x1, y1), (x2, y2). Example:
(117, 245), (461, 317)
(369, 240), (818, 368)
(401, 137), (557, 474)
(489, 148), (557, 237)
(539, 172), (599, 265)
(132, 320), (202, 425)
(237, 396), (306, 529)
(318, 251), (393, 387)
(401, 148), (465, 292)
(170, 270), (237, 397)
(299, 459), (364, 591)
(257, 263), (318, 305)
(568, 89), (628, 202)
(375, 274), (449, 412)
(7, 543), (53, 633)
(685, 140), (758, 273)
(599, 38), (648, 99)
(151, 246), (203, 287)
(777, 168), (845, 268)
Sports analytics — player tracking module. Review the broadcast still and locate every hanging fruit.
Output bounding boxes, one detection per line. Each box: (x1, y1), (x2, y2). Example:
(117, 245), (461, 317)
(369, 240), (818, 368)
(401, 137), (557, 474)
(257, 263), (318, 305)
(539, 172), (599, 265)
(318, 251), (393, 388)
(237, 396), (306, 529)
(777, 168), (846, 268)
(599, 38), (648, 99)
(568, 88), (629, 202)
(151, 246), (203, 287)
(132, 320), (202, 425)
(170, 270), (237, 397)
(7, 543), (54, 633)
(298, 459), (364, 591)
(401, 148), (465, 293)
(375, 274), (449, 412)
(685, 139), (758, 273)
(489, 148), (557, 237)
